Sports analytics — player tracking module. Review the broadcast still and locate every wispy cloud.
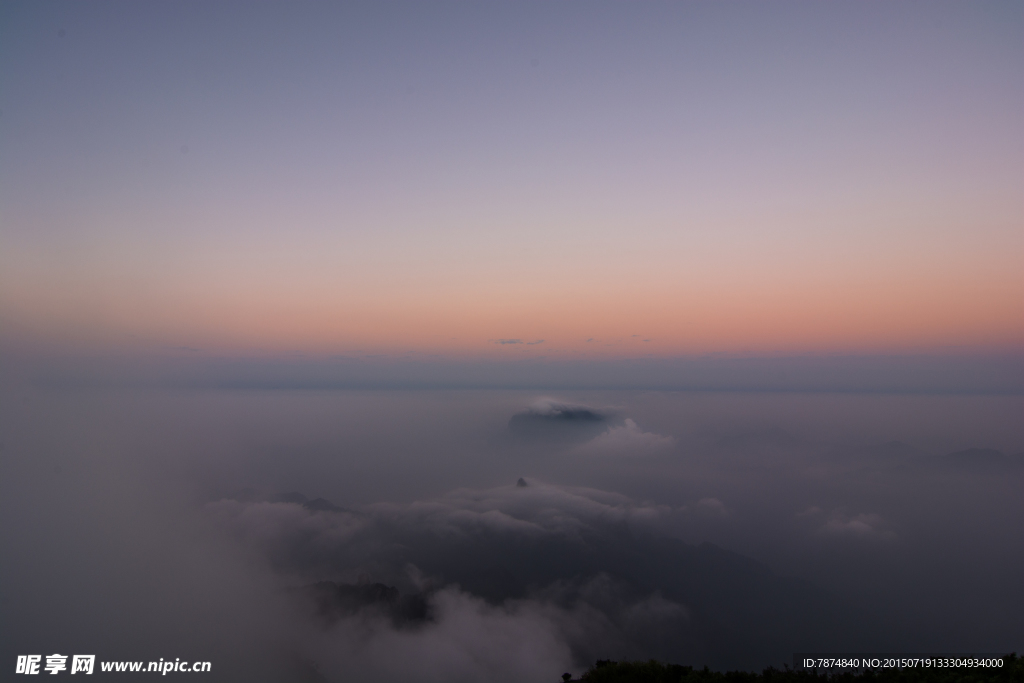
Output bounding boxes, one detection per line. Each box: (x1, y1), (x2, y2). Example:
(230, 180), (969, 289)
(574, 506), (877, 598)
(492, 339), (545, 346)
(578, 419), (674, 455)
(817, 512), (894, 540)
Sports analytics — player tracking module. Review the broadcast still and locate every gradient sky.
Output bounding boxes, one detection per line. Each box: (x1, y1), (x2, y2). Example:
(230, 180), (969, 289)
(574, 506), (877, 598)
(1, 1), (1021, 359)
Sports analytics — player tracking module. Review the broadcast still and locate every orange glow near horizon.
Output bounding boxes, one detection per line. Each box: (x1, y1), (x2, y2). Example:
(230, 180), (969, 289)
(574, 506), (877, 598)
(3, 239), (1020, 358)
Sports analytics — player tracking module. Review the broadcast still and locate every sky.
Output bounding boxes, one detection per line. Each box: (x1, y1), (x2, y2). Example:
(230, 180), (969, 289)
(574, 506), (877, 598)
(1, 4), (1023, 681)
(1, 1), (1021, 366)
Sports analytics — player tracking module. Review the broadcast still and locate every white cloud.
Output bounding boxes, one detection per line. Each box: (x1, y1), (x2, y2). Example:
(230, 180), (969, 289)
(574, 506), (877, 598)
(204, 484), (690, 682)
(578, 419), (674, 455)
(206, 499), (366, 549)
(207, 482), (673, 564)
(306, 586), (577, 683)
(694, 497), (729, 517)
